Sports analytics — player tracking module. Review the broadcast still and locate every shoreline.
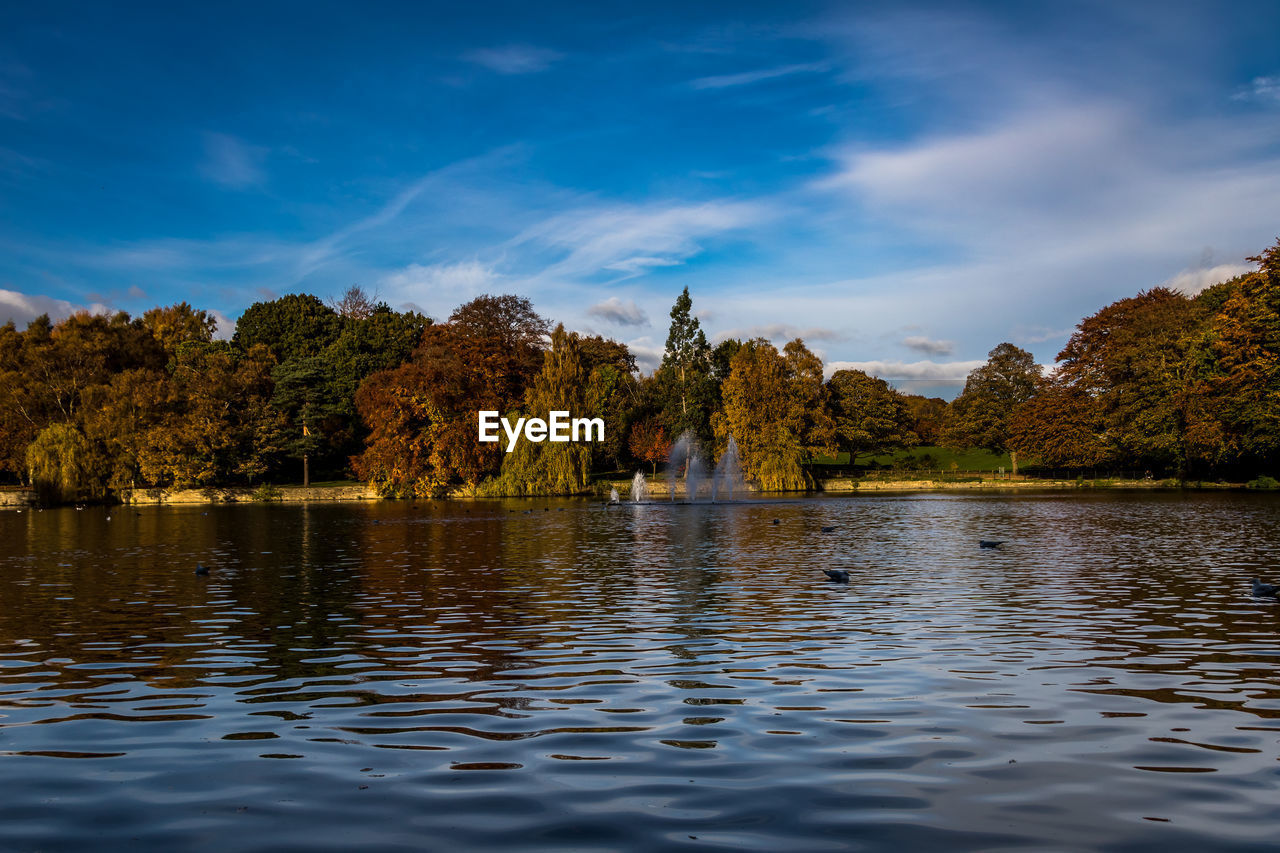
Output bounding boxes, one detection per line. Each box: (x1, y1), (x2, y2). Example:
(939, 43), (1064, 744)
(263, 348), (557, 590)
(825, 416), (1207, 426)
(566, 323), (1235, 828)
(607, 475), (1252, 498)
(0, 477), (1265, 509)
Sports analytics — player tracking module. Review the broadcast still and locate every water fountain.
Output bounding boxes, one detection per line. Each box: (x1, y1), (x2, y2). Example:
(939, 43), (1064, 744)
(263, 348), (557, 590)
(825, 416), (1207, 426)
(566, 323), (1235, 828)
(609, 487), (619, 503)
(711, 435), (744, 501)
(667, 431), (708, 501)
(667, 431), (746, 502)
(630, 471), (649, 503)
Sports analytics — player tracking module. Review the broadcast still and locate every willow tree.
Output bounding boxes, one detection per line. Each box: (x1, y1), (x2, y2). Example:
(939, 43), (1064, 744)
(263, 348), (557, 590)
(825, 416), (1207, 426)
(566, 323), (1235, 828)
(26, 422), (106, 504)
(494, 325), (593, 495)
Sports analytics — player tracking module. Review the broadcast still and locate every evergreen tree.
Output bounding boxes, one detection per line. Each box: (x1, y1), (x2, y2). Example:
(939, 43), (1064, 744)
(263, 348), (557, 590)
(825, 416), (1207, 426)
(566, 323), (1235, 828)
(656, 287), (715, 443)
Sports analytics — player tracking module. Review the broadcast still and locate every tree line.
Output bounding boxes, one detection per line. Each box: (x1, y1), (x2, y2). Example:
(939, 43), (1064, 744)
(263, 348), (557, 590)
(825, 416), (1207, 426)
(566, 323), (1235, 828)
(3, 238), (1278, 502)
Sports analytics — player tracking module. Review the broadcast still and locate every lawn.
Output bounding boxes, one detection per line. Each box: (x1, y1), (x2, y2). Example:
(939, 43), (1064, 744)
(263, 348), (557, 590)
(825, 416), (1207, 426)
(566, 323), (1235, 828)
(810, 446), (1015, 473)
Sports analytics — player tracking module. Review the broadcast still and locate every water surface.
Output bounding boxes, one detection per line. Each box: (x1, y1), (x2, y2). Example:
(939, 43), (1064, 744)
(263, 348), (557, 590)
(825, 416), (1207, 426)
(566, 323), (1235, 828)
(2, 492), (1279, 851)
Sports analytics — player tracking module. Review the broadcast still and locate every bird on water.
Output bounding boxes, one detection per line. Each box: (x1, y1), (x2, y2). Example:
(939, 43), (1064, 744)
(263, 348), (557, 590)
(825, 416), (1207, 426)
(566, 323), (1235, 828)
(979, 540), (1004, 549)
(821, 526), (835, 533)
(822, 569), (850, 583)
(195, 563), (210, 576)
(1252, 578), (1278, 597)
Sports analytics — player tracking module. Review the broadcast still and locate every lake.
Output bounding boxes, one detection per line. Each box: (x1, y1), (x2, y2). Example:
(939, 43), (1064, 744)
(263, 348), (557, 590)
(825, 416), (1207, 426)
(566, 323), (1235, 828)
(1, 492), (1278, 851)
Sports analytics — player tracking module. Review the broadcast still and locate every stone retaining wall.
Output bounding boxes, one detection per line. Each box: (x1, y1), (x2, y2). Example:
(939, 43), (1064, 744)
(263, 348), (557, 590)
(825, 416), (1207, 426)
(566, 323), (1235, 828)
(0, 488), (36, 507)
(120, 484), (379, 504)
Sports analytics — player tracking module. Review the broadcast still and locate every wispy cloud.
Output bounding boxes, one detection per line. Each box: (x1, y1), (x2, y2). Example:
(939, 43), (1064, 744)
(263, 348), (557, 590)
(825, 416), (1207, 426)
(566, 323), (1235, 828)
(464, 45), (563, 74)
(1232, 75), (1280, 103)
(512, 199), (767, 283)
(604, 256), (682, 274)
(713, 323), (842, 344)
(587, 296), (648, 326)
(690, 61), (829, 90)
(200, 132), (268, 189)
(0, 145), (44, 178)
(1011, 324), (1076, 346)
(0, 60), (35, 121)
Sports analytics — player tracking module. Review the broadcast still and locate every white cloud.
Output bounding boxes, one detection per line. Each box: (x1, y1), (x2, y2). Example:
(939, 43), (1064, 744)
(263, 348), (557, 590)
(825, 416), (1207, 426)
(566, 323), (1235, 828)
(826, 359), (984, 381)
(1163, 261), (1255, 295)
(814, 103), (1280, 334)
(0, 288), (110, 327)
(208, 308), (234, 340)
(690, 62), (829, 90)
(625, 335), (665, 374)
(381, 260), (501, 315)
(200, 132), (267, 189)
(587, 297), (648, 326)
(901, 335), (954, 356)
(464, 45), (563, 74)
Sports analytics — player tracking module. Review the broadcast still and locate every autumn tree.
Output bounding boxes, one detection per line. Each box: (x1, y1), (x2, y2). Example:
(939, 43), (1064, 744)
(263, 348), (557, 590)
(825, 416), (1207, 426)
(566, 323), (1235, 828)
(0, 319), (44, 478)
(579, 336), (640, 471)
(1053, 289), (1207, 477)
(628, 415), (669, 475)
(1199, 241), (1280, 470)
(783, 339), (836, 455)
(142, 302), (218, 353)
(942, 342), (1041, 474)
(80, 367), (172, 491)
(354, 323), (509, 497)
(134, 343), (282, 488)
(448, 294), (549, 405)
(828, 369), (916, 458)
(901, 394), (948, 446)
(0, 311), (164, 482)
(713, 338), (829, 491)
(1008, 379), (1110, 470)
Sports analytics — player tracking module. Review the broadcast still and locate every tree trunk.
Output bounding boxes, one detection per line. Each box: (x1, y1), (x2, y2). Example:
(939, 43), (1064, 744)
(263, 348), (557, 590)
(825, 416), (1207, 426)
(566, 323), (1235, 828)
(303, 453), (310, 488)
(1010, 450), (1018, 477)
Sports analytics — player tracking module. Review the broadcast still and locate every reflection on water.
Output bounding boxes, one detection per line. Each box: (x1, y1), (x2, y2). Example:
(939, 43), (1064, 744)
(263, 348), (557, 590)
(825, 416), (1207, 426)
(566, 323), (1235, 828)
(1, 493), (1279, 851)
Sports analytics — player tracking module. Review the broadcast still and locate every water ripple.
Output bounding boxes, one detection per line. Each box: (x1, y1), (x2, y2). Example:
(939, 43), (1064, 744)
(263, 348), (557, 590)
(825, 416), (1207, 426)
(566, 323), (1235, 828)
(1, 493), (1279, 851)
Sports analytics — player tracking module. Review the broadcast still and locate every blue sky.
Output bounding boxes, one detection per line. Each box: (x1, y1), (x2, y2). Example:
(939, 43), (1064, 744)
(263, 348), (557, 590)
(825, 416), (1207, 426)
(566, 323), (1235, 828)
(3, 1), (1280, 393)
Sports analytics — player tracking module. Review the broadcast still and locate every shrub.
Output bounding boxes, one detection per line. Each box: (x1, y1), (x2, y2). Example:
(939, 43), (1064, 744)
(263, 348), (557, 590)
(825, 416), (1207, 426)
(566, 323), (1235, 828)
(252, 484), (283, 502)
